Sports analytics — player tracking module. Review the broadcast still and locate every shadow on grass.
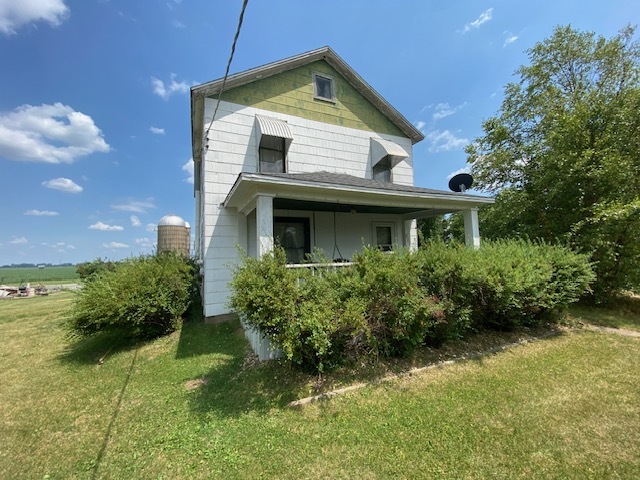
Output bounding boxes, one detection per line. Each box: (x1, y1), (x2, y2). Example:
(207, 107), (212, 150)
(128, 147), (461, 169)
(57, 332), (149, 366)
(185, 320), (567, 419)
(184, 319), (312, 418)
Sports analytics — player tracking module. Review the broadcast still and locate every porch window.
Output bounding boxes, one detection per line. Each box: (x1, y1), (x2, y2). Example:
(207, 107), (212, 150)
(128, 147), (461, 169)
(373, 156), (392, 182)
(274, 217), (310, 264)
(259, 135), (286, 173)
(372, 222), (395, 252)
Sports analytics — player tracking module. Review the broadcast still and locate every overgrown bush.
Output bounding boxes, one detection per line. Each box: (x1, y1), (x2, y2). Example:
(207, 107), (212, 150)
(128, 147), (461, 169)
(229, 247), (443, 371)
(67, 253), (195, 339)
(75, 258), (116, 283)
(349, 248), (443, 357)
(229, 241), (593, 372)
(417, 240), (595, 334)
(229, 249), (346, 371)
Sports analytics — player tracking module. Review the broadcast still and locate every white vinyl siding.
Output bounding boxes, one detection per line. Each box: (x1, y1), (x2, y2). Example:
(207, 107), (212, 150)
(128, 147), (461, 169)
(199, 99), (414, 317)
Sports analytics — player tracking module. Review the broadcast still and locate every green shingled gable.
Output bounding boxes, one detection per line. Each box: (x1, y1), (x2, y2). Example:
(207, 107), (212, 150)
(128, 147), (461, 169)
(218, 61), (405, 138)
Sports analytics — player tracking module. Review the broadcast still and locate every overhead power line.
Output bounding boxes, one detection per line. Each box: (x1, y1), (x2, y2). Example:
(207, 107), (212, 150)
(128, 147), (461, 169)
(204, 0), (249, 149)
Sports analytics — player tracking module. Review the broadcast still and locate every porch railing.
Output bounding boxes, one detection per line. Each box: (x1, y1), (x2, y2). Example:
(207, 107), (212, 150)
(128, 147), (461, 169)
(285, 261), (353, 276)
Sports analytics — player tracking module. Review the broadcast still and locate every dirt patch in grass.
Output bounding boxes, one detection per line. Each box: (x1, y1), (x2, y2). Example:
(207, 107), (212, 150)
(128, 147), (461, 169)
(184, 378), (209, 391)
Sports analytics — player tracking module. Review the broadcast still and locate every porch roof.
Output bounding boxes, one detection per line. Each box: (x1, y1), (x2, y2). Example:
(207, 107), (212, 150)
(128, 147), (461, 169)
(224, 171), (494, 217)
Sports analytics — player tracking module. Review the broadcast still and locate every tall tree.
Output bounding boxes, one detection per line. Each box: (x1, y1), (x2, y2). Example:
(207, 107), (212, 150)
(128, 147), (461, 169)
(466, 25), (640, 301)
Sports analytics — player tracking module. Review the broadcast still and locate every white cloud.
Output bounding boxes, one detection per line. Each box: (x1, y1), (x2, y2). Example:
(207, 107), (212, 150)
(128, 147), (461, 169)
(426, 130), (469, 152)
(102, 242), (129, 249)
(463, 8), (493, 33)
(42, 177), (83, 193)
(0, 103), (109, 163)
(130, 215), (141, 227)
(447, 167), (471, 180)
(414, 121), (426, 132)
(51, 241), (74, 250)
(89, 221), (124, 231)
(432, 102), (468, 121)
(24, 209), (59, 216)
(146, 223), (156, 232)
(182, 158), (194, 184)
(0, 0), (69, 35)
(171, 20), (185, 28)
(9, 236), (28, 245)
(111, 199), (156, 214)
(503, 34), (518, 47)
(135, 237), (155, 248)
(151, 73), (192, 100)
(149, 126), (165, 135)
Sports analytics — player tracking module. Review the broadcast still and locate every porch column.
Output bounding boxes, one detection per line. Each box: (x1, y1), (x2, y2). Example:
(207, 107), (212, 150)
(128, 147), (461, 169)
(463, 207), (480, 249)
(256, 194), (275, 256)
(237, 210), (248, 253)
(404, 219), (418, 252)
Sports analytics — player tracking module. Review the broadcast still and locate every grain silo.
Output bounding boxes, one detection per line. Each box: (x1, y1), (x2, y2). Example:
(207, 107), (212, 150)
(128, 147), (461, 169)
(157, 214), (190, 256)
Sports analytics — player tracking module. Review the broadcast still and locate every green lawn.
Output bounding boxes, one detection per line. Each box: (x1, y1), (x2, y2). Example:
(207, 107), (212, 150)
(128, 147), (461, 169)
(570, 293), (640, 332)
(0, 265), (79, 285)
(1, 294), (638, 479)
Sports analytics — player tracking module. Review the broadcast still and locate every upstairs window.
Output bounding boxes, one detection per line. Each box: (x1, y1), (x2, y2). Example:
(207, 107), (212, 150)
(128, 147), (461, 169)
(259, 135), (286, 173)
(255, 115), (292, 173)
(370, 137), (408, 183)
(313, 72), (335, 102)
(373, 156), (392, 182)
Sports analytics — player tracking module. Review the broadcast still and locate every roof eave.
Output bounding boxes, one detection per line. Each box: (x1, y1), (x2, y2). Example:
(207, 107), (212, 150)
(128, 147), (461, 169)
(224, 172), (495, 210)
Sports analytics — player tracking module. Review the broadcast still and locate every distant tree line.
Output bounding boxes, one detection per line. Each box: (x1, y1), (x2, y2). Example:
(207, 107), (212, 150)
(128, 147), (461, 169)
(0, 263), (75, 269)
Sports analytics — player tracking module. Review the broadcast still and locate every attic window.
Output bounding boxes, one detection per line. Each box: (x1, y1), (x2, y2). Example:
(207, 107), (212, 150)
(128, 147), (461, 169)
(313, 72), (335, 102)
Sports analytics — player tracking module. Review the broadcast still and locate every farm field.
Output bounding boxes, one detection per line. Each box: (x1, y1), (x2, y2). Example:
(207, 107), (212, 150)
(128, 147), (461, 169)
(0, 265), (79, 285)
(0, 293), (638, 479)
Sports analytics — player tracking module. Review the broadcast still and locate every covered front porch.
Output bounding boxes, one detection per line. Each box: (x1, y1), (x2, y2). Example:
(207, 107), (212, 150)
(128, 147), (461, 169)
(225, 172), (494, 262)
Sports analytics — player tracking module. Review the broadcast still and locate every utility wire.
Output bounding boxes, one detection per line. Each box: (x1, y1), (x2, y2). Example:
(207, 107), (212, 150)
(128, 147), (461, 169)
(203, 0), (249, 148)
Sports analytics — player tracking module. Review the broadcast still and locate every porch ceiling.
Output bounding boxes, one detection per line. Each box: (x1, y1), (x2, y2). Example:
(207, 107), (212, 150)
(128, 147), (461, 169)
(224, 172), (494, 216)
(273, 198), (449, 216)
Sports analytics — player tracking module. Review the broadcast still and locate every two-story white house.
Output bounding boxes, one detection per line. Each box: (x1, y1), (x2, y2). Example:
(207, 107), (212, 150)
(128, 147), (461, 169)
(190, 47), (493, 323)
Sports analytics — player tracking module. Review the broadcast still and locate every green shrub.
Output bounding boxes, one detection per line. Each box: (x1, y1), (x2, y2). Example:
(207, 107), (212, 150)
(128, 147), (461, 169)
(229, 241), (592, 372)
(417, 240), (594, 332)
(229, 247), (443, 371)
(229, 249), (350, 371)
(350, 248), (443, 357)
(67, 253), (195, 339)
(75, 258), (116, 283)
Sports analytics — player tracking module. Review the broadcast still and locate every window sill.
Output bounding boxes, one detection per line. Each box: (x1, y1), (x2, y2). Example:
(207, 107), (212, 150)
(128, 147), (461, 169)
(313, 95), (337, 104)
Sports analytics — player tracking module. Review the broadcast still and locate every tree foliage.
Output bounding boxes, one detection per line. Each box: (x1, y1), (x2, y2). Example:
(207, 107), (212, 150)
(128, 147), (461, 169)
(76, 258), (116, 283)
(467, 25), (640, 301)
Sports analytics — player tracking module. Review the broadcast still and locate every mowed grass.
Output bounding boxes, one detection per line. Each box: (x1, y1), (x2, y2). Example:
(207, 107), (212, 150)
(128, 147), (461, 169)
(1, 295), (639, 479)
(0, 265), (79, 285)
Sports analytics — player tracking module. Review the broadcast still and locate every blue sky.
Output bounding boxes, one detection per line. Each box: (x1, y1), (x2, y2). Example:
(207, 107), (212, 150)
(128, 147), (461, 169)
(0, 0), (637, 266)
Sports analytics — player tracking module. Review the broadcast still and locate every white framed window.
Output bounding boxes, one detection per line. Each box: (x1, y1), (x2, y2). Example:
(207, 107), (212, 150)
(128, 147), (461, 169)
(372, 222), (395, 252)
(313, 72), (335, 102)
(259, 135), (286, 173)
